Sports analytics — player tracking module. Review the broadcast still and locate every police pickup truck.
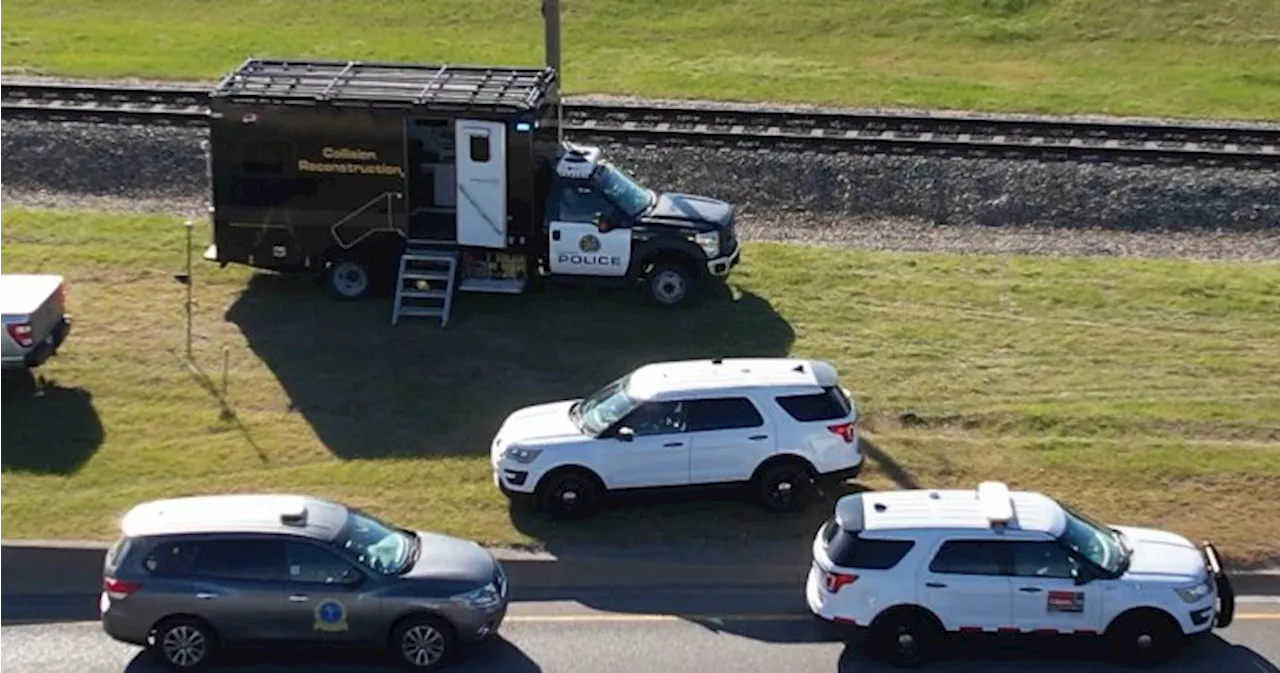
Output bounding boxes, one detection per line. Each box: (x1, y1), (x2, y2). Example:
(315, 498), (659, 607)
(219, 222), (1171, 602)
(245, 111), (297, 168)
(542, 143), (741, 307)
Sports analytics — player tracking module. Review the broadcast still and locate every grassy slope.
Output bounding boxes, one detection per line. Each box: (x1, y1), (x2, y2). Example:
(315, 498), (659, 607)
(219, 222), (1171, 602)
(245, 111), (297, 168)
(2, 208), (1278, 565)
(2, 0), (1279, 120)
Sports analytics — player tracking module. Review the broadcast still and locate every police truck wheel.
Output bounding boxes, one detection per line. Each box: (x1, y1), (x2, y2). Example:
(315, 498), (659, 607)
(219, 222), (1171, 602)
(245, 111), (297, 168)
(326, 258), (373, 300)
(645, 262), (697, 308)
(538, 469), (603, 520)
(392, 614), (457, 670)
(1106, 610), (1184, 667)
(150, 616), (217, 670)
(866, 609), (941, 668)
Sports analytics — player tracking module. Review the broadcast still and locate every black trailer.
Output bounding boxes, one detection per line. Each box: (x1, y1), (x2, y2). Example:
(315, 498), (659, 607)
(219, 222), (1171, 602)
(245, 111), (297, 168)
(203, 57), (741, 326)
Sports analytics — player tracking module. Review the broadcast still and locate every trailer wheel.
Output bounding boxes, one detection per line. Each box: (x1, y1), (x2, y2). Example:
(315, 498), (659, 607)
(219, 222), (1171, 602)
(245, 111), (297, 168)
(326, 258), (374, 300)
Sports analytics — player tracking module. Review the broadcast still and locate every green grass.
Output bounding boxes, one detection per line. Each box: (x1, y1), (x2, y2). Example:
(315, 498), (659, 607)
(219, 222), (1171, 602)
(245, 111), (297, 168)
(2, 207), (1280, 567)
(3, 0), (1280, 120)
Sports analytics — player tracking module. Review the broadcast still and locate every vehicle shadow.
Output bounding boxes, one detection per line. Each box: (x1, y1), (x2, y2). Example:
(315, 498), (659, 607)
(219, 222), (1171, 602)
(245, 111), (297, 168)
(223, 274), (796, 461)
(0, 371), (104, 474)
(121, 637), (541, 672)
(835, 632), (1280, 672)
(505, 436), (920, 644)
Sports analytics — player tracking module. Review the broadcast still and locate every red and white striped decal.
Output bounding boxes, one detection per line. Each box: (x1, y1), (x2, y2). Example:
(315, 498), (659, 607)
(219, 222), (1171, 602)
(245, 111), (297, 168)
(955, 626), (1099, 636)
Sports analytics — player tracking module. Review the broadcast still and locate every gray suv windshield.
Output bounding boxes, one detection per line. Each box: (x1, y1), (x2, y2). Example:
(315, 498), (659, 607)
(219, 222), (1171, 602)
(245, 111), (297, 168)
(331, 509), (416, 575)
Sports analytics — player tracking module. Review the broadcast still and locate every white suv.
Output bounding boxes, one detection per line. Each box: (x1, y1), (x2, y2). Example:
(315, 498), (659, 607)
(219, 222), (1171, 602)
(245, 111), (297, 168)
(490, 357), (863, 519)
(805, 481), (1236, 668)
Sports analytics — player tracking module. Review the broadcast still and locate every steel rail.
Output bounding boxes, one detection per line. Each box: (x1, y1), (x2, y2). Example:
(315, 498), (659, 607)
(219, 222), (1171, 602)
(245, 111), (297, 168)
(3, 81), (1277, 167)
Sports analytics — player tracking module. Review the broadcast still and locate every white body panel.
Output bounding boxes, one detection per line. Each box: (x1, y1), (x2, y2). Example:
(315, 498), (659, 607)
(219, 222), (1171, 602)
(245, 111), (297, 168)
(548, 221), (632, 277)
(455, 120), (507, 249)
(687, 404), (776, 485)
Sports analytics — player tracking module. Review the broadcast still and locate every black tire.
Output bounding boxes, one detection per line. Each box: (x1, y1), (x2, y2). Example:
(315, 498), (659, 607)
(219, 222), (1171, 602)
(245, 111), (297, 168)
(866, 609), (943, 668)
(150, 616), (217, 670)
(753, 461), (816, 513)
(391, 614), (458, 670)
(644, 261), (700, 308)
(1106, 610), (1186, 667)
(538, 468), (604, 520)
(325, 256), (375, 300)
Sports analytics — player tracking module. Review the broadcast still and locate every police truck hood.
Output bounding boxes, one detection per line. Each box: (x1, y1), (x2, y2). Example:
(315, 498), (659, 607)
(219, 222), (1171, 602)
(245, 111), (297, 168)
(645, 192), (733, 227)
(494, 400), (584, 445)
(1114, 525), (1208, 583)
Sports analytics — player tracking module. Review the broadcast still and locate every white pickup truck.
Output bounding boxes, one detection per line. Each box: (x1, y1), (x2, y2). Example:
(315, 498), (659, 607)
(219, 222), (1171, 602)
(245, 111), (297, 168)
(1, 274), (72, 371)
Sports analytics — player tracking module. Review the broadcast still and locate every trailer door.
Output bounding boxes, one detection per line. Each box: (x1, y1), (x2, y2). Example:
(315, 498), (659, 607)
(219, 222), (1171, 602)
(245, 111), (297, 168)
(455, 120), (508, 249)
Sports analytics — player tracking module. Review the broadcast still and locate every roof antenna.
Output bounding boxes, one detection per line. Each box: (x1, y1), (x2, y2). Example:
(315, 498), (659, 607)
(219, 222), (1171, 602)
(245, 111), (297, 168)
(793, 364), (805, 373)
(711, 357), (724, 364)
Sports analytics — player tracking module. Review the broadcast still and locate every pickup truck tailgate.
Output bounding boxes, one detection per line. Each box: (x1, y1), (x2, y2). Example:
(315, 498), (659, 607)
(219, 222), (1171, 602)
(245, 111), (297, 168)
(1, 274), (68, 345)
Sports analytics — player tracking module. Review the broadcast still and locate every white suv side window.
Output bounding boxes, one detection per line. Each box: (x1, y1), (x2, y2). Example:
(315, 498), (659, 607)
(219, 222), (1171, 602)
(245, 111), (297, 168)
(621, 401), (685, 436)
(1011, 541), (1078, 579)
(685, 397), (765, 432)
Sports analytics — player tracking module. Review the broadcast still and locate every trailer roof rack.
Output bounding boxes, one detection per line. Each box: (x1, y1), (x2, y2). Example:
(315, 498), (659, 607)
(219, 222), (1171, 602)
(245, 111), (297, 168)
(210, 58), (557, 113)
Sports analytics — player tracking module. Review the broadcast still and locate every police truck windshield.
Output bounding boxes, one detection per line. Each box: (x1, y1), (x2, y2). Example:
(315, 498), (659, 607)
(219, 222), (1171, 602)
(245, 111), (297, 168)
(332, 509), (417, 576)
(592, 163), (654, 217)
(573, 374), (642, 436)
(1056, 504), (1129, 576)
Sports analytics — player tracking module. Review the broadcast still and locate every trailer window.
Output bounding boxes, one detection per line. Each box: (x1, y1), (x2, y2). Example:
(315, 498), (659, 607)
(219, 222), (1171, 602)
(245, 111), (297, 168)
(468, 134), (491, 164)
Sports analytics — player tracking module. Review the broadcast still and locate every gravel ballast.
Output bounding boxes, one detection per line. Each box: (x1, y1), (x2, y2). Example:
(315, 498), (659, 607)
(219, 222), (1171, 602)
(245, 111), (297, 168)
(2, 120), (1278, 260)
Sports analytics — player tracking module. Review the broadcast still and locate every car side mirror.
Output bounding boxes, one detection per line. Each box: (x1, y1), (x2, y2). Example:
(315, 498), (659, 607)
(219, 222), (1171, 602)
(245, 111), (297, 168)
(616, 427), (635, 442)
(1072, 567), (1091, 585)
(342, 567), (364, 586)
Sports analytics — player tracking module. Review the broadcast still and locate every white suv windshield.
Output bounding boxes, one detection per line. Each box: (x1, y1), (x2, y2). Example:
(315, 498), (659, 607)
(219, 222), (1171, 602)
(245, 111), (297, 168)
(1057, 504), (1128, 575)
(591, 163), (654, 217)
(331, 509), (416, 576)
(573, 374), (642, 435)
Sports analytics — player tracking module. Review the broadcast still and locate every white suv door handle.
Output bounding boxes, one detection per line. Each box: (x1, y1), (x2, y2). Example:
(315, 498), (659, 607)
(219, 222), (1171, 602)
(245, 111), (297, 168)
(663, 441), (684, 448)
(288, 594), (310, 603)
(748, 434), (769, 441)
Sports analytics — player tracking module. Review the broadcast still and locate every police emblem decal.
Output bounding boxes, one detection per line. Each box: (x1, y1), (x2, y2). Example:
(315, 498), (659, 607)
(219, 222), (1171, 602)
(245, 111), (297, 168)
(579, 234), (601, 253)
(313, 598), (350, 632)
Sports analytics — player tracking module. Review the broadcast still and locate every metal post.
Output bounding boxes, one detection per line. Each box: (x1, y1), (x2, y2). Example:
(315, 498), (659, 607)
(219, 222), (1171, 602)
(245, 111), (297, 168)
(542, 0), (564, 145)
(183, 219), (194, 360)
(221, 346), (230, 398)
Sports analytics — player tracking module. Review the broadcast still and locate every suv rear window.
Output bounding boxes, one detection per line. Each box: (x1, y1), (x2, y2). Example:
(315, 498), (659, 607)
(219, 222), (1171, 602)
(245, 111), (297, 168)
(775, 386), (852, 422)
(105, 536), (133, 570)
(823, 520), (914, 570)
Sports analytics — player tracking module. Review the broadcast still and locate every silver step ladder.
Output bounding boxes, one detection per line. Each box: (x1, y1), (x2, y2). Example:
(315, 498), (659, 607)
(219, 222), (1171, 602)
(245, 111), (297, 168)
(392, 249), (459, 327)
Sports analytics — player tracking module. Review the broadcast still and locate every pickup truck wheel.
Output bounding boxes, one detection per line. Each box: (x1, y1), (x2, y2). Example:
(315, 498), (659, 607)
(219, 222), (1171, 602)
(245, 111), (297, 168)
(645, 262), (698, 308)
(326, 258), (373, 300)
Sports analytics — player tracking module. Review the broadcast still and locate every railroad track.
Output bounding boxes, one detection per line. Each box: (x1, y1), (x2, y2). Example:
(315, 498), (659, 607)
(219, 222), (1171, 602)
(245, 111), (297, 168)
(3, 81), (1278, 167)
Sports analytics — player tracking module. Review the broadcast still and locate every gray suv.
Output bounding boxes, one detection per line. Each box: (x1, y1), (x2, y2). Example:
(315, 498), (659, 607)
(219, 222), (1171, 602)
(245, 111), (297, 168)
(100, 494), (509, 670)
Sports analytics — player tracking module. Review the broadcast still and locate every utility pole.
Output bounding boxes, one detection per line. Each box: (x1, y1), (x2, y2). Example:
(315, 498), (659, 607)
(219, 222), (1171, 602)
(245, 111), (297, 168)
(541, 0), (564, 145)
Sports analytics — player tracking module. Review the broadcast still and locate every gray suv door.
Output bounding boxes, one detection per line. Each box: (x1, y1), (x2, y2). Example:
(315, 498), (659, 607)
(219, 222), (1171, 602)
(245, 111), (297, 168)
(279, 539), (384, 644)
(168, 536), (294, 643)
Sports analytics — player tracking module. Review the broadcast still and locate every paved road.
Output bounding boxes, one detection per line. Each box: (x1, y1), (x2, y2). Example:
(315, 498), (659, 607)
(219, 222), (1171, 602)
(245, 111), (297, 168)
(3, 589), (1278, 672)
